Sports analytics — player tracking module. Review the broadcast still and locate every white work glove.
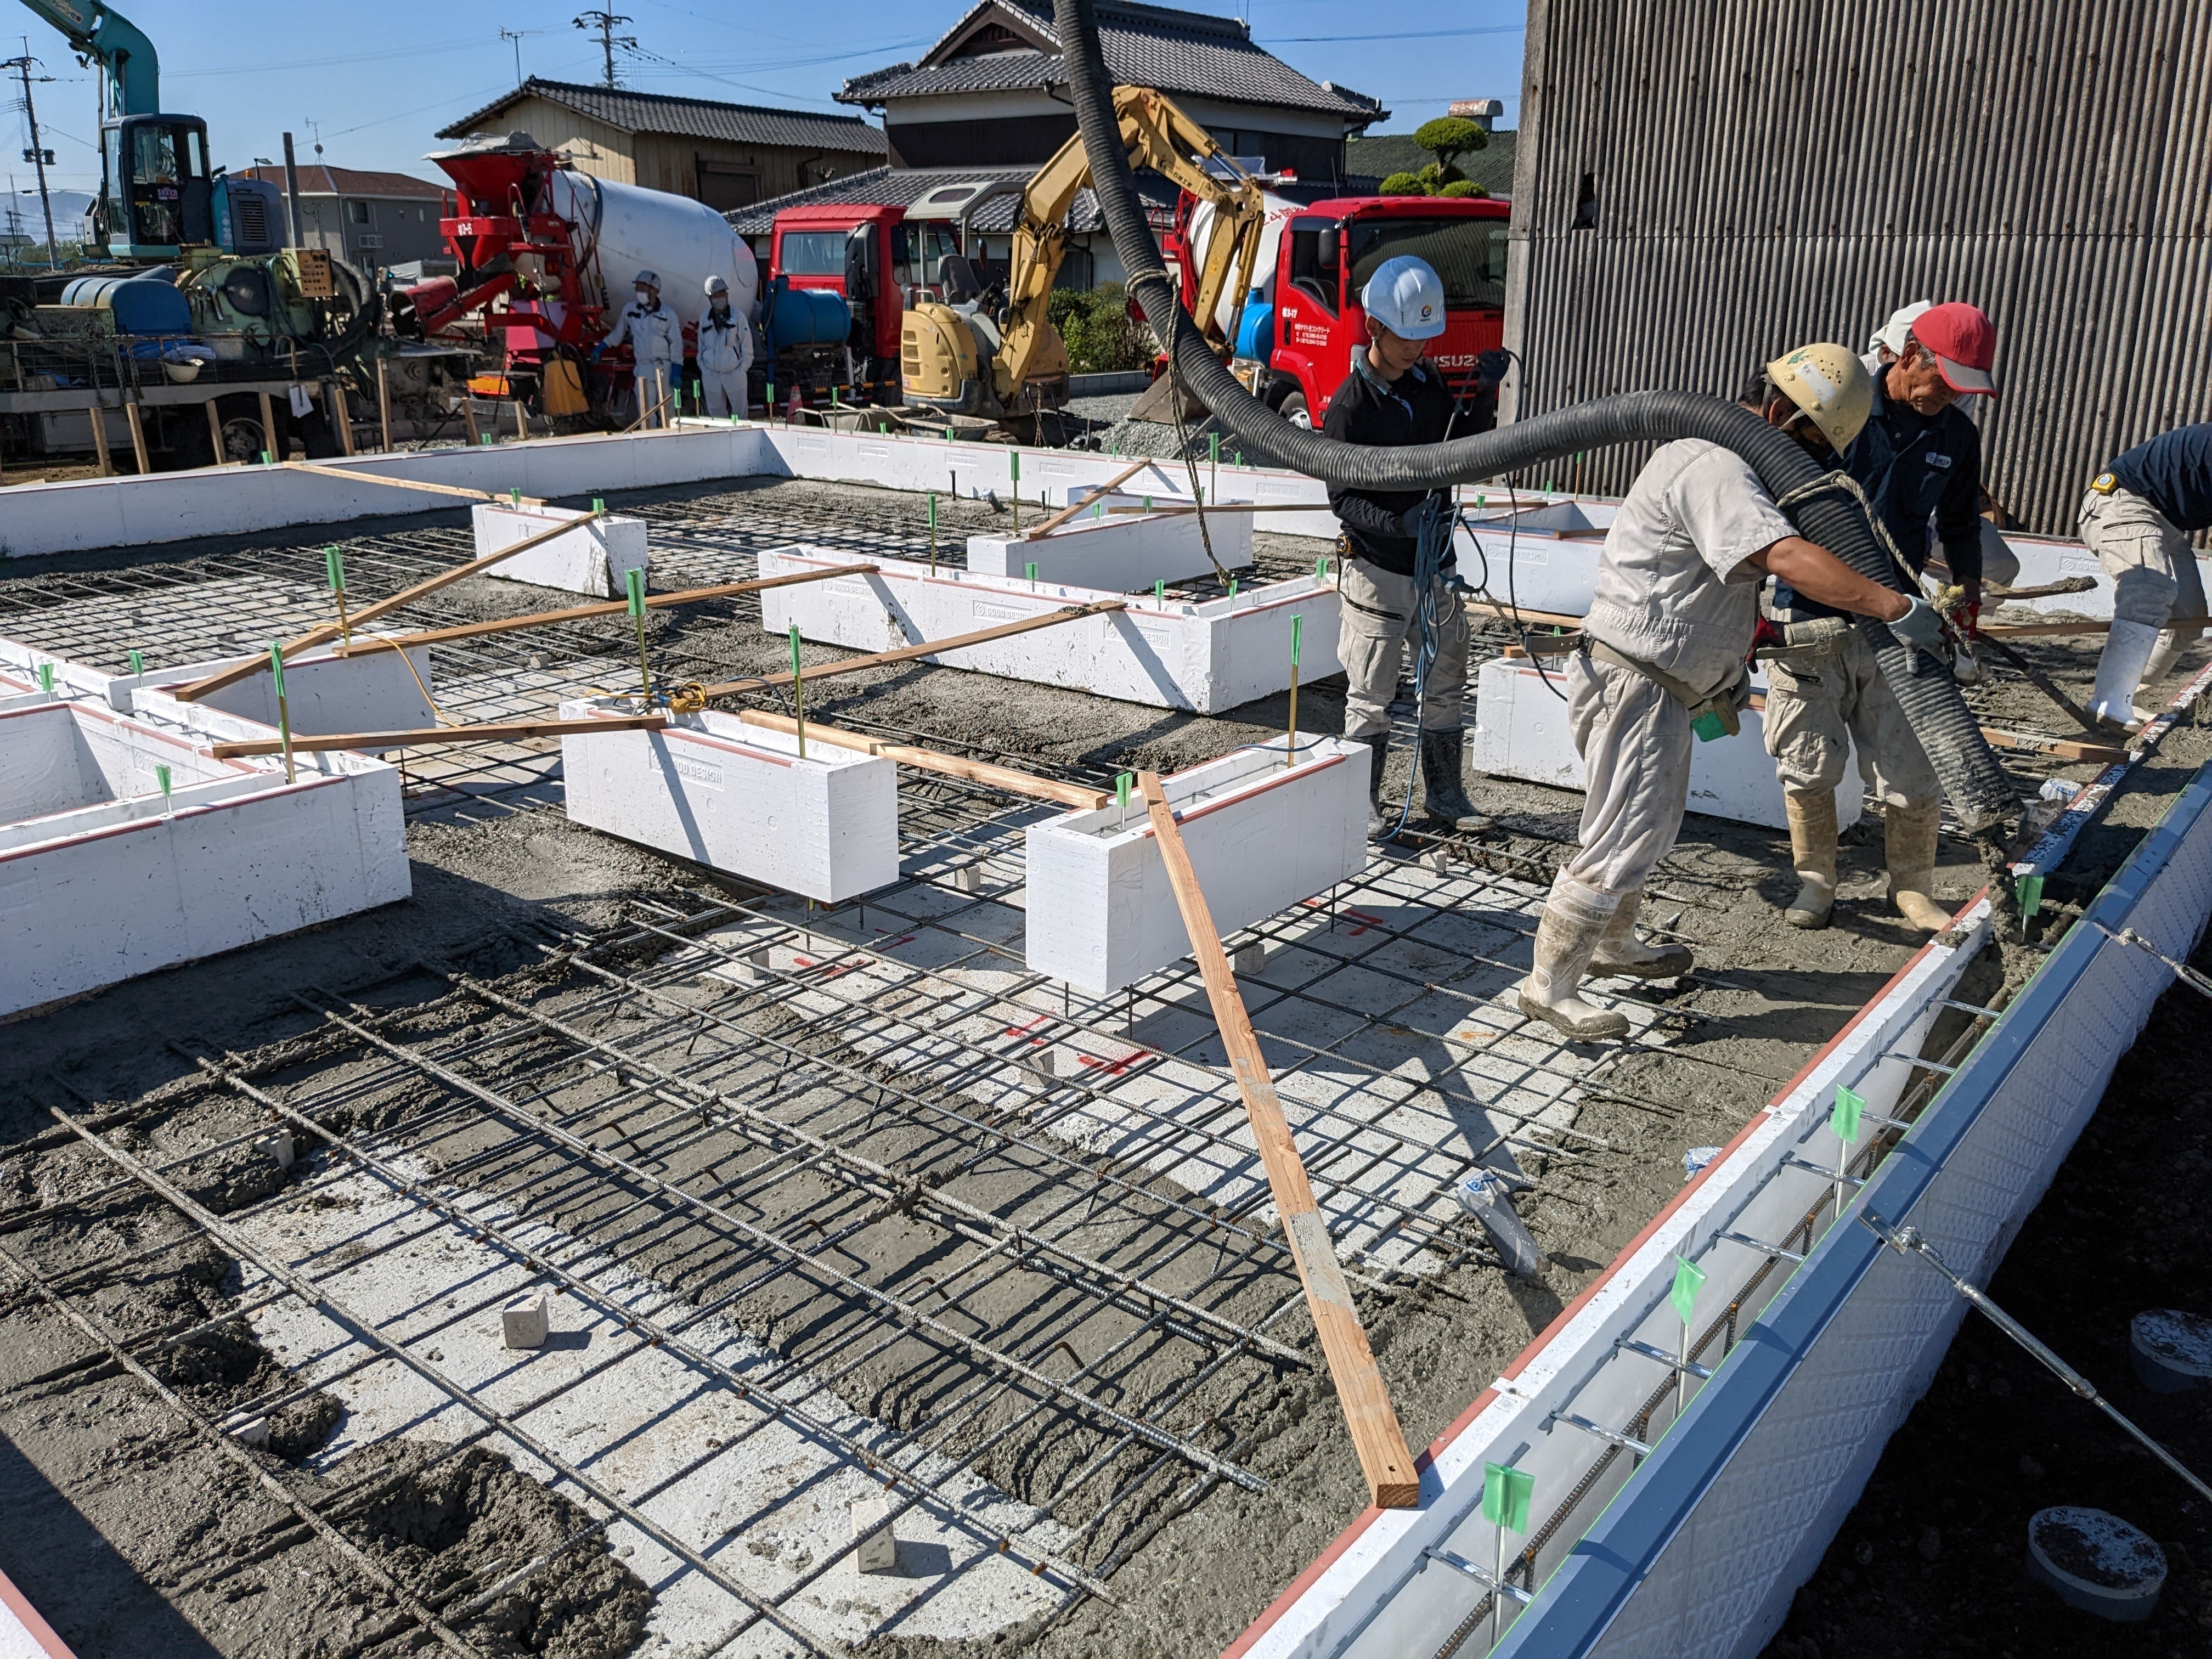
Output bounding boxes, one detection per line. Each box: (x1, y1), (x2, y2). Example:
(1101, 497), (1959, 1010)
(1888, 593), (1945, 652)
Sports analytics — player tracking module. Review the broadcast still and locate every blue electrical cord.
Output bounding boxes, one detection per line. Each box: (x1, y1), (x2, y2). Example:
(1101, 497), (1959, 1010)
(1383, 493), (1457, 840)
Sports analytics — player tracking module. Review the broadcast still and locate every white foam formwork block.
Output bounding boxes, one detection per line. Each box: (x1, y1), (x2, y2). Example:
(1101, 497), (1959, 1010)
(1026, 735), (1368, 996)
(472, 502), (648, 597)
(966, 503), (1252, 591)
(758, 546), (1340, 715)
(851, 1495), (899, 1575)
(1468, 657), (1863, 832)
(501, 1293), (549, 1350)
(557, 699), (899, 901)
(0, 682), (410, 1018)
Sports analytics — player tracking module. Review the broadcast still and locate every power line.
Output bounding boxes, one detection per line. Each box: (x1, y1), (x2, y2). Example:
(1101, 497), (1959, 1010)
(572, 10), (637, 89)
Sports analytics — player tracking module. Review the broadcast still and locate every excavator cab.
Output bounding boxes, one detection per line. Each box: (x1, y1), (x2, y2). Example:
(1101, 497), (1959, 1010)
(99, 114), (212, 257)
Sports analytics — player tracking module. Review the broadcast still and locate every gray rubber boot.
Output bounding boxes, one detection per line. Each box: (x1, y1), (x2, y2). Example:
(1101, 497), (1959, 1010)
(1516, 874), (1631, 1042)
(1590, 890), (1695, 979)
(1419, 728), (1492, 831)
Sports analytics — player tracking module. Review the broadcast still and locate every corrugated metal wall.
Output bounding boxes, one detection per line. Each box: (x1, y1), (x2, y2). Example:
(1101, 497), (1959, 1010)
(1500, 0), (2212, 534)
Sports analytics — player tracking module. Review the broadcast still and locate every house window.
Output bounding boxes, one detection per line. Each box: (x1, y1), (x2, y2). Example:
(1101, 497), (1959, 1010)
(347, 200), (372, 225)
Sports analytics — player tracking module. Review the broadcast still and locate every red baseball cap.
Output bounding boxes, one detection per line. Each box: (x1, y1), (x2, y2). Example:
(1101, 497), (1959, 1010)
(1911, 302), (1999, 397)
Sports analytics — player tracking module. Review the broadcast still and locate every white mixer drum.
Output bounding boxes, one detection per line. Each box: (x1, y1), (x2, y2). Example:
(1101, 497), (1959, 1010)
(549, 171), (759, 319)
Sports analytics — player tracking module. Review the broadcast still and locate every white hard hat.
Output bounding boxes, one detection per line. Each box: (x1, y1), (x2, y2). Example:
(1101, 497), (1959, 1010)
(635, 269), (660, 289)
(1869, 300), (1931, 357)
(1767, 342), (1874, 454)
(704, 273), (729, 296)
(1361, 256), (1447, 341)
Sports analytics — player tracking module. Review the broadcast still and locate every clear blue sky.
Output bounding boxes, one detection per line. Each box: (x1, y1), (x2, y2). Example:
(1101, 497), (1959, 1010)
(4, 0), (1526, 198)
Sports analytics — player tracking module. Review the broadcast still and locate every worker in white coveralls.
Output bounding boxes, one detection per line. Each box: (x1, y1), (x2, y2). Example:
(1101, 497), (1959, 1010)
(1322, 255), (1489, 839)
(596, 269), (682, 428)
(696, 273), (753, 419)
(1763, 308), (2001, 935)
(2081, 423), (2212, 726)
(1515, 345), (1950, 1042)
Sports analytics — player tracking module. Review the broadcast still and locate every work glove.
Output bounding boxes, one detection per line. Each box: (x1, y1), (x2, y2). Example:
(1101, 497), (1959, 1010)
(1397, 496), (1444, 541)
(1473, 348), (1510, 390)
(1888, 592), (1945, 652)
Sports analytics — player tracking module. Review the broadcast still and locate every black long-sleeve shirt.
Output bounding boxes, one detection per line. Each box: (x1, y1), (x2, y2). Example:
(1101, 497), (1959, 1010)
(1322, 356), (1458, 577)
(1779, 360), (1985, 618)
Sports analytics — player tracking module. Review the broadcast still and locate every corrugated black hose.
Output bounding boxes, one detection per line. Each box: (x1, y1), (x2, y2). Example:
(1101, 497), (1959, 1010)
(1051, 0), (2015, 834)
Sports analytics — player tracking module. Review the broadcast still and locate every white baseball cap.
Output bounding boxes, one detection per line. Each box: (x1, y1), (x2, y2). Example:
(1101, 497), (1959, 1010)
(1869, 300), (1931, 357)
(1361, 256), (1448, 341)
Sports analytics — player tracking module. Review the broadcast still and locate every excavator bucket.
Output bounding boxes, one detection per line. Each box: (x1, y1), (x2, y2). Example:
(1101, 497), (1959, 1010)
(1125, 368), (1209, 424)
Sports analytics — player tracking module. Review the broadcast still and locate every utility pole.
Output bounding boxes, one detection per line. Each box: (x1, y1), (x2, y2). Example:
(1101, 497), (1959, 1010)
(6, 46), (58, 267)
(281, 131), (305, 250)
(572, 11), (635, 89)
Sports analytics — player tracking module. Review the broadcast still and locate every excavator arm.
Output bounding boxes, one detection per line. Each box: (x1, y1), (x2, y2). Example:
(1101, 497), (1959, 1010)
(995, 84), (1263, 402)
(16, 0), (161, 115)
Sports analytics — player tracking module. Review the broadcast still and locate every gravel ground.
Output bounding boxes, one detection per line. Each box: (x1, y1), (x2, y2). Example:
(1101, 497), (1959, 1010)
(0, 473), (2201, 1658)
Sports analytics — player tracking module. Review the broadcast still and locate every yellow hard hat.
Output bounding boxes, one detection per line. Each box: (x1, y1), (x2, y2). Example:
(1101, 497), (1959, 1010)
(1766, 342), (1872, 454)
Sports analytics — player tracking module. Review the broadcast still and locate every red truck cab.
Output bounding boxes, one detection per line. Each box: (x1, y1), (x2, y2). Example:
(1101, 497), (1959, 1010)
(1251, 195), (1511, 427)
(768, 204), (913, 402)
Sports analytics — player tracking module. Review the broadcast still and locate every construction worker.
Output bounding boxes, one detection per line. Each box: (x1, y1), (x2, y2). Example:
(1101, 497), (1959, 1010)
(1323, 255), (1488, 840)
(1762, 302), (2001, 934)
(596, 269), (682, 428)
(1516, 345), (1948, 1042)
(2082, 423), (2212, 725)
(696, 274), (752, 419)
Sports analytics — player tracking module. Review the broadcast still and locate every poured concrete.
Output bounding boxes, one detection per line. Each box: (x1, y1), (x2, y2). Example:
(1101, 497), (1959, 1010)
(759, 546), (1339, 715)
(472, 502), (649, 596)
(1026, 735), (1368, 995)
(0, 689), (408, 1018)
(1469, 657), (1865, 831)
(966, 504), (1253, 591)
(558, 699), (899, 901)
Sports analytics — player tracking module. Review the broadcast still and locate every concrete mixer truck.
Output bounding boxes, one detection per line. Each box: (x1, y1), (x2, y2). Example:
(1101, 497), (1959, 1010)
(398, 132), (792, 425)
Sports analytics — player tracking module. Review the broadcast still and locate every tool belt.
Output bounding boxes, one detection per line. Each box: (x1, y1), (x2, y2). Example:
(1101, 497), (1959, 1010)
(1588, 640), (1750, 742)
(1774, 615), (1854, 649)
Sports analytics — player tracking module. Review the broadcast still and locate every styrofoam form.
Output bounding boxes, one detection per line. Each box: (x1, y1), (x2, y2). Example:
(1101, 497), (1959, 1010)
(1470, 657), (1865, 832)
(110, 641), (437, 736)
(1026, 736), (1366, 995)
(1239, 911), (1985, 1659)
(685, 851), (1664, 1276)
(759, 546), (1341, 715)
(557, 699), (899, 901)
(231, 1150), (1072, 1654)
(471, 502), (650, 597)
(1, 698), (239, 822)
(0, 698), (408, 1018)
(967, 507), (1254, 591)
(0, 425), (769, 560)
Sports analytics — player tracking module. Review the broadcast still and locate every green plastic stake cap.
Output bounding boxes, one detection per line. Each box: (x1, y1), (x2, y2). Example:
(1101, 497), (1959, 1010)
(155, 761), (173, 807)
(37, 662), (54, 693)
(2016, 872), (2046, 922)
(268, 641), (286, 699)
(625, 565), (646, 618)
(1316, 554), (1331, 578)
(927, 492), (938, 527)
(1832, 1083), (1865, 1145)
(1025, 561), (1039, 585)
(1115, 772), (1133, 808)
(1481, 1463), (1534, 1534)
(1289, 613), (1303, 667)
(325, 546), (344, 592)
(1670, 1254), (1706, 1325)
(1009, 452), (1020, 482)
(592, 497), (605, 514)
(788, 622), (804, 675)
(1153, 579), (1165, 602)
(510, 487), (522, 506)
(128, 648), (145, 675)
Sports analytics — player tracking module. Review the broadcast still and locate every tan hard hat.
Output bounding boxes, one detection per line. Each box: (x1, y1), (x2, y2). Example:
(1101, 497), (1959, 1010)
(1767, 342), (1872, 454)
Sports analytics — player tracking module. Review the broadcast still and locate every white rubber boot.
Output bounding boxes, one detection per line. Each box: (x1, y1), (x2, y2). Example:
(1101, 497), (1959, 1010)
(1782, 791), (1838, 929)
(2089, 618), (2161, 728)
(1885, 802), (1955, 934)
(1517, 876), (1631, 1042)
(1590, 890), (1694, 979)
(2141, 627), (2196, 697)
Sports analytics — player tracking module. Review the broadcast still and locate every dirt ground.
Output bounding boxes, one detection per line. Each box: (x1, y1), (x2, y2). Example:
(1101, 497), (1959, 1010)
(1760, 931), (2212, 1659)
(0, 475), (2202, 1658)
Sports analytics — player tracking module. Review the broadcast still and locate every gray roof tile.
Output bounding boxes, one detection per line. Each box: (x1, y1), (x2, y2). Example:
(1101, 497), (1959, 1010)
(437, 78), (885, 154)
(838, 1), (1383, 123)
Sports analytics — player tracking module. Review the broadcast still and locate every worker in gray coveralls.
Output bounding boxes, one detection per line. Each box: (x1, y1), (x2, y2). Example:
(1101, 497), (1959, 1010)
(1515, 343), (1949, 1043)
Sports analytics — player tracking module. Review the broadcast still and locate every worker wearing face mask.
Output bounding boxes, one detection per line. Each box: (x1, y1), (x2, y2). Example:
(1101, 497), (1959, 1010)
(1515, 345), (1948, 1042)
(1323, 255), (1489, 840)
(595, 269), (683, 428)
(696, 273), (753, 419)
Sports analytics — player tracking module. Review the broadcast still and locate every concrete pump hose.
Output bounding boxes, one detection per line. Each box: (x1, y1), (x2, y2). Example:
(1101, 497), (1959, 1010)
(1049, 0), (2015, 834)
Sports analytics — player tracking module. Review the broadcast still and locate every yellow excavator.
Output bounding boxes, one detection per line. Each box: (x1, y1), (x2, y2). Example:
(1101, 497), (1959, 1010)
(899, 84), (1264, 425)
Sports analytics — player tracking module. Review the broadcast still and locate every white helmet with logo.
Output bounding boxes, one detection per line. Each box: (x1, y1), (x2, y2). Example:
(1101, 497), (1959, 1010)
(1361, 255), (1447, 341)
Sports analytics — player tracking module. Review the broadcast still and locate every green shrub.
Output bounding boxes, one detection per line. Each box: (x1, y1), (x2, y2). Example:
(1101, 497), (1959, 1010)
(1378, 171), (1427, 196)
(1050, 282), (1148, 373)
(1437, 180), (1487, 198)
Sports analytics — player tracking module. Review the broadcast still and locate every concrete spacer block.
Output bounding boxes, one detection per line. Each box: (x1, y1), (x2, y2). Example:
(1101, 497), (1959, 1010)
(502, 1292), (549, 1350)
(1232, 941), (1266, 976)
(1026, 734), (1368, 996)
(255, 1128), (295, 1169)
(852, 1495), (899, 1574)
(953, 864), (984, 893)
(472, 503), (648, 597)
